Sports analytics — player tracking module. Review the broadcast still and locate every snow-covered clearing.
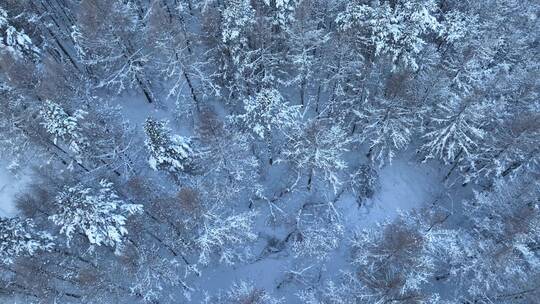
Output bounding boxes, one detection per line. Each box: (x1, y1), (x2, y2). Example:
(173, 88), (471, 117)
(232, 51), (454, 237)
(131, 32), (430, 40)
(344, 154), (444, 227)
(188, 153), (445, 302)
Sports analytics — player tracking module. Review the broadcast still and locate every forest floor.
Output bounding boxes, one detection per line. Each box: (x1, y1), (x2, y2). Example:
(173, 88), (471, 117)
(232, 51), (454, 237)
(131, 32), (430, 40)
(190, 152), (447, 302)
(0, 160), (30, 217)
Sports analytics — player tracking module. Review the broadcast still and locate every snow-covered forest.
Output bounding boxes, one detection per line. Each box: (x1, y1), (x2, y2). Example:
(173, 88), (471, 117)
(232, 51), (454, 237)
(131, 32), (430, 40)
(0, 0), (538, 303)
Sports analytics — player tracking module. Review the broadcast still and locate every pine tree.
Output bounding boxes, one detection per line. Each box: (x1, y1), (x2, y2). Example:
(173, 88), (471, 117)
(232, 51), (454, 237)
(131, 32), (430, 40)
(0, 6), (40, 61)
(49, 180), (142, 251)
(336, 0), (441, 71)
(0, 217), (54, 265)
(232, 88), (301, 140)
(144, 118), (194, 173)
(40, 100), (88, 157)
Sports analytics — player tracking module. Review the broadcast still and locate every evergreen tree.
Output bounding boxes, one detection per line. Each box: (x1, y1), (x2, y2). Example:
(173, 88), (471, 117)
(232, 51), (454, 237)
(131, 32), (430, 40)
(233, 88), (300, 140)
(336, 0), (441, 71)
(0, 6), (40, 60)
(40, 100), (88, 157)
(144, 118), (194, 173)
(49, 180), (142, 251)
(0, 217), (53, 265)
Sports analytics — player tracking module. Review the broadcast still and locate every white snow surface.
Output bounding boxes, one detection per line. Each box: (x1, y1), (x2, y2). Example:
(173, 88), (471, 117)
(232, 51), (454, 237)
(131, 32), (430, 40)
(0, 161), (30, 218)
(344, 154), (444, 227)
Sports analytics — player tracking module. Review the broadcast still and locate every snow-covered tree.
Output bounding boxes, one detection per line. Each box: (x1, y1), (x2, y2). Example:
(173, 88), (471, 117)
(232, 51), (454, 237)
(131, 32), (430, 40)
(49, 180), (142, 251)
(289, 201), (343, 260)
(146, 2), (217, 110)
(195, 208), (257, 265)
(284, 14), (330, 107)
(262, 0), (301, 30)
(299, 209), (458, 304)
(448, 176), (540, 302)
(297, 280), (351, 304)
(232, 88), (300, 140)
(217, 0), (256, 95)
(439, 10), (479, 46)
(336, 0), (441, 71)
(144, 118), (194, 173)
(0, 217), (53, 265)
(72, 0), (155, 102)
(0, 6), (40, 60)
(310, 209), (461, 304)
(231, 88), (300, 164)
(471, 114), (540, 182)
(0, 0), (538, 302)
(459, 69), (540, 182)
(221, 0), (255, 51)
(349, 219), (436, 302)
(40, 100), (88, 157)
(195, 108), (261, 203)
(356, 97), (417, 166)
(349, 164), (379, 203)
(281, 118), (351, 190)
(207, 0), (283, 98)
(421, 96), (489, 166)
(206, 280), (283, 304)
(129, 244), (195, 302)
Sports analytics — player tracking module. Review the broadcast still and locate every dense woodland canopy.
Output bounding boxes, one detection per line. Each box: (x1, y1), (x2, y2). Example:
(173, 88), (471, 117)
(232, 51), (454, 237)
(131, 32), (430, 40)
(0, 0), (538, 303)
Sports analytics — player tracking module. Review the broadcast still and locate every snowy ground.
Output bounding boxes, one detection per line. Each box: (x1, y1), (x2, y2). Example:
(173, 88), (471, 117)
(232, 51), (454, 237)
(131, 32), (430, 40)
(188, 153), (446, 302)
(344, 154), (444, 227)
(0, 161), (30, 217)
